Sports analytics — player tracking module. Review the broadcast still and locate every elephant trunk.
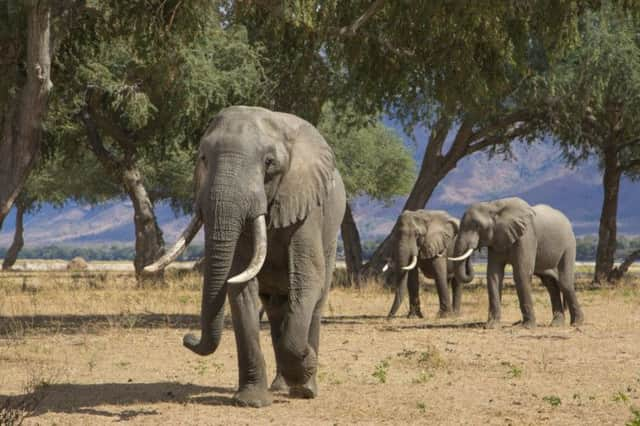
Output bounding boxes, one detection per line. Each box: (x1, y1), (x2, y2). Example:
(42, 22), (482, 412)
(454, 253), (475, 284)
(460, 257), (475, 283)
(387, 271), (407, 318)
(183, 196), (247, 356)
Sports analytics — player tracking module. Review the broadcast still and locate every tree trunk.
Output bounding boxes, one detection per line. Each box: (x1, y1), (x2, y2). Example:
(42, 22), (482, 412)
(2, 202), (26, 270)
(122, 166), (165, 281)
(608, 249), (640, 282)
(594, 148), (621, 284)
(341, 202), (363, 287)
(79, 107), (165, 282)
(0, 2), (52, 227)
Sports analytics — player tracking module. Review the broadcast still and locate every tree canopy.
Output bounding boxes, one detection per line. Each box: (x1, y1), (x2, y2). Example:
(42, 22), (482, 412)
(317, 103), (415, 203)
(539, 3), (640, 281)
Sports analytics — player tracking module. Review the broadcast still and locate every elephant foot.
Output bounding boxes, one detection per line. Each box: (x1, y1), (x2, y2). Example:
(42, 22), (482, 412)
(279, 346), (318, 387)
(269, 373), (289, 392)
(233, 385), (273, 408)
(550, 313), (565, 327)
(289, 376), (317, 399)
(484, 319), (501, 329)
(407, 306), (424, 319)
(570, 314), (585, 327)
(512, 319), (536, 329)
(437, 310), (457, 319)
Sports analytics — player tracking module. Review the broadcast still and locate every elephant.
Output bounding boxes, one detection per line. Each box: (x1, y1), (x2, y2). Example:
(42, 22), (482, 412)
(145, 106), (346, 407)
(384, 210), (474, 319)
(449, 197), (584, 329)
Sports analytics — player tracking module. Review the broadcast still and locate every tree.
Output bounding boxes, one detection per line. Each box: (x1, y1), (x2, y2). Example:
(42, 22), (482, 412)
(324, 1), (592, 271)
(49, 1), (266, 278)
(317, 103), (415, 285)
(0, 0), (54, 228)
(541, 4), (640, 282)
(1, 149), (119, 269)
(231, 2), (604, 274)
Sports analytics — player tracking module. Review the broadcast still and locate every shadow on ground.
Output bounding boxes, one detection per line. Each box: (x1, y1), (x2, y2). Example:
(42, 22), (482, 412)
(0, 382), (238, 421)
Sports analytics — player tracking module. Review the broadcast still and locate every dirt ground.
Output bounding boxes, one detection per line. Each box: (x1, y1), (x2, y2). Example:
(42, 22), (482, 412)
(1, 270), (639, 425)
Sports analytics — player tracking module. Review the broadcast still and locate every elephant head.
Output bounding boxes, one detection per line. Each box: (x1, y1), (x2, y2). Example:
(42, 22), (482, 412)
(385, 210), (458, 317)
(145, 106), (335, 356)
(451, 197), (535, 283)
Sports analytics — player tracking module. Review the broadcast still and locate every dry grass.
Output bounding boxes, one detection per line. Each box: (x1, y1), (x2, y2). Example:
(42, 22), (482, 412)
(1, 269), (640, 425)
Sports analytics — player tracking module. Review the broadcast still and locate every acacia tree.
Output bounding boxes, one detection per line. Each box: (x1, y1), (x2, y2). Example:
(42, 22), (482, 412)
(328, 1), (584, 271)
(541, 5), (640, 282)
(317, 103), (415, 285)
(49, 1), (266, 277)
(233, 2), (598, 273)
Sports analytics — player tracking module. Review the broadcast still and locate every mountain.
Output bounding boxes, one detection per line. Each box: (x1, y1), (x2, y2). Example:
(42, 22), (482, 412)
(1, 136), (639, 248)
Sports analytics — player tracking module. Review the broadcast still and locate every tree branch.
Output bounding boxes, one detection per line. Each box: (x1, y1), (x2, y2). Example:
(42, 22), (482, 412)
(467, 109), (532, 143)
(617, 137), (640, 152)
(78, 106), (124, 176)
(85, 87), (138, 156)
(466, 122), (534, 156)
(621, 158), (640, 170)
(444, 118), (474, 161)
(339, 0), (385, 37)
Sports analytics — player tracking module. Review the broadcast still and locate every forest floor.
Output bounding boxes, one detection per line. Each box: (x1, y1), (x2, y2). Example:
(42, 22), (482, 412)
(1, 266), (639, 425)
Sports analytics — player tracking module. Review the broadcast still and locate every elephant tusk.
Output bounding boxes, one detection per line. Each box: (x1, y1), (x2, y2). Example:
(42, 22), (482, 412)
(436, 249), (446, 258)
(382, 263), (389, 272)
(143, 214), (203, 273)
(228, 215), (267, 284)
(401, 255), (418, 271)
(448, 248), (474, 262)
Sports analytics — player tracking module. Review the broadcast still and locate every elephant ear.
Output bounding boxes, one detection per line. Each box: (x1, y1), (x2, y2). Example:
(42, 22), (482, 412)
(493, 198), (535, 249)
(418, 211), (459, 258)
(269, 120), (335, 228)
(193, 150), (207, 214)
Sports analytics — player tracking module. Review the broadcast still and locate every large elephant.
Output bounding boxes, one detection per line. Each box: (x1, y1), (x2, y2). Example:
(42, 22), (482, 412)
(450, 197), (584, 329)
(145, 106), (346, 407)
(384, 210), (474, 319)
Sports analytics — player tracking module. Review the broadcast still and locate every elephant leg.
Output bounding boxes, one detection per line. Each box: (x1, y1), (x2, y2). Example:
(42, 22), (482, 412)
(407, 268), (423, 318)
(451, 278), (462, 315)
(512, 246), (536, 329)
(558, 252), (584, 326)
(277, 226), (324, 393)
(260, 293), (289, 393)
(228, 278), (272, 407)
(538, 274), (564, 327)
(486, 255), (505, 329)
(431, 258), (452, 318)
(290, 241), (335, 399)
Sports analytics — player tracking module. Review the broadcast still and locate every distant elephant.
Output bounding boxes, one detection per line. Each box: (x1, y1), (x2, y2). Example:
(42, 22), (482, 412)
(145, 106), (346, 407)
(450, 197), (584, 329)
(384, 210), (474, 318)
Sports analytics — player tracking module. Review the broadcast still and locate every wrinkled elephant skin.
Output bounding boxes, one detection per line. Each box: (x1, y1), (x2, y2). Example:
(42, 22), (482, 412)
(147, 106), (346, 407)
(386, 210), (473, 319)
(452, 197), (585, 329)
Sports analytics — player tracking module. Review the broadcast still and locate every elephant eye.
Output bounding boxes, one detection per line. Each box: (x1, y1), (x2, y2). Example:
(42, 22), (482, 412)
(265, 155), (276, 169)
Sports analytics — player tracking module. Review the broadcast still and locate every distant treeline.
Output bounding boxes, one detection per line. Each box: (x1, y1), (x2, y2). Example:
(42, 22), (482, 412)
(1, 236), (638, 262)
(0, 244), (205, 262)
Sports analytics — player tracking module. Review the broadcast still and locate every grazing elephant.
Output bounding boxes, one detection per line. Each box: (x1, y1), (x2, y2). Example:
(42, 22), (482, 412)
(449, 197), (584, 329)
(384, 210), (474, 319)
(145, 106), (346, 407)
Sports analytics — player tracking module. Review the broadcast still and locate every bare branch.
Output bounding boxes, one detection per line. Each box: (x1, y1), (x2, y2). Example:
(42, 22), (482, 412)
(78, 106), (123, 175)
(339, 0), (385, 37)
(466, 123), (534, 155)
(424, 113), (453, 160)
(468, 109), (532, 143)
